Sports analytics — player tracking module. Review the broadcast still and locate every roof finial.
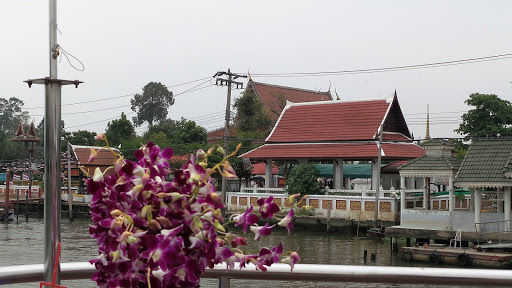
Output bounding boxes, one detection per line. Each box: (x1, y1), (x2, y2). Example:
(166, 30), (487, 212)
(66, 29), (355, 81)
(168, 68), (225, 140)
(14, 121), (25, 137)
(247, 67), (252, 81)
(425, 104), (431, 140)
(335, 88), (340, 100)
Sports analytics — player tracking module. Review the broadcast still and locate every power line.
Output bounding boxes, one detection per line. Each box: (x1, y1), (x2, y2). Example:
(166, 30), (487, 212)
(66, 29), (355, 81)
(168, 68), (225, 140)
(243, 52), (512, 78)
(22, 76), (213, 110)
(62, 83), (216, 130)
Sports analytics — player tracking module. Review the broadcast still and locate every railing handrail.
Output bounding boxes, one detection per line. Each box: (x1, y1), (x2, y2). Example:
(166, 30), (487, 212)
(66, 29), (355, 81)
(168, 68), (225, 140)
(1, 262), (512, 286)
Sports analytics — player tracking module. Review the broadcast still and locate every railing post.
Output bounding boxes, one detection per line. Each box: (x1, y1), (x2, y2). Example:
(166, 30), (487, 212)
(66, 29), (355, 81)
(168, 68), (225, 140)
(218, 277), (230, 288)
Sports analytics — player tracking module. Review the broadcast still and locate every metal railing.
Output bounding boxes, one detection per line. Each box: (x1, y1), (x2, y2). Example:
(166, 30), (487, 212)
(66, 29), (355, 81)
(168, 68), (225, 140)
(475, 220), (512, 245)
(1, 262), (512, 286)
(240, 187), (286, 194)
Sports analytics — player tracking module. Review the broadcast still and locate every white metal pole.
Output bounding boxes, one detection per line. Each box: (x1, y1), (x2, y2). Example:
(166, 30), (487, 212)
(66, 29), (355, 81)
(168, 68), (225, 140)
(504, 187), (511, 231)
(475, 188), (482, 232)
(400, 176), (405, 213)
(374, 124), (382, 227)
(68, 142), (73, 220)
(448, 176), (454, 212)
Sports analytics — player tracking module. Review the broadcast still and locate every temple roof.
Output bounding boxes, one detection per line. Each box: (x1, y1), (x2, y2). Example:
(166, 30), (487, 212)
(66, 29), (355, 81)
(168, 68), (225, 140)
(266, 93), (411, 143)
(247, 80), (332, 121)
(241, 92), (419, 160)
(455, 138), (512, 188)
(70, 144), (121, 177)
(399, 155), (461, 177)
(240, 142), (424, 161)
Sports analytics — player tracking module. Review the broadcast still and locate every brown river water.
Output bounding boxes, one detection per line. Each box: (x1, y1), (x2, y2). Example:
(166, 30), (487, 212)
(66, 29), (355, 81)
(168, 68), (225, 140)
(0, 218), (509, 287)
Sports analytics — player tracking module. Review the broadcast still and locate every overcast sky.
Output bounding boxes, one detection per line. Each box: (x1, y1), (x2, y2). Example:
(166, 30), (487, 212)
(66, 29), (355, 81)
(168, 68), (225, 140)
(1, 1), (511, 140)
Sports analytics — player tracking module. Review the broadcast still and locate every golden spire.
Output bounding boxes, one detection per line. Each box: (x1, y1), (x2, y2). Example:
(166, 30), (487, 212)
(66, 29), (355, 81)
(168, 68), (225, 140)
(425, 104), (431, 140)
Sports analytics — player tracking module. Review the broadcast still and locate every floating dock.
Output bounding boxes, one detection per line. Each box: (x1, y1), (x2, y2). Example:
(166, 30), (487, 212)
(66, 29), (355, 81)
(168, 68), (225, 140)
(401, 245), (512, 268)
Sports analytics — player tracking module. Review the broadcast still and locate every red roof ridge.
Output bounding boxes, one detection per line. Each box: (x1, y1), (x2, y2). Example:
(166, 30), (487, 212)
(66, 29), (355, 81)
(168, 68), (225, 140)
(282, 96), (391, 108)
(251, 80), (331, 96)
(71, 144), (120, 152)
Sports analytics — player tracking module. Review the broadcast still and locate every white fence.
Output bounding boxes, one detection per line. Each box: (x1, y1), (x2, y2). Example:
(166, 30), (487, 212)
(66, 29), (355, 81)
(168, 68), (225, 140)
(226, 192), (398, 222)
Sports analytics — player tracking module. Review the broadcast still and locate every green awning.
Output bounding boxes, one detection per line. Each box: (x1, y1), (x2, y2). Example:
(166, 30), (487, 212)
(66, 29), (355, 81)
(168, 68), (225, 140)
(279, 164), (373, 178)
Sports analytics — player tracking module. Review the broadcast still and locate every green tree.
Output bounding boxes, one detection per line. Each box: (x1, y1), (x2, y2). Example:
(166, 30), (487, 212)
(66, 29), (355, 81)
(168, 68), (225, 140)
(449, 139), (469, 159)
(285, 163), (321, 196)
(105, 112), (136, 147)
(0, 97), (31, 161)
(144, 118), (207, 153)
(131, 82), (174, 126)
(455, 93), (512, 137)
(0, 97), (29, 134)
(233, 91), (272, 137)
(65, 130), (97, 146)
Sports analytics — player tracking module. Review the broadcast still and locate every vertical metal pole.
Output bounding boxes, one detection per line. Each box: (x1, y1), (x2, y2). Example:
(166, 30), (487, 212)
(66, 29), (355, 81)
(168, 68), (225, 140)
(218, 277), (230, 288)
(4, 170), (10, 222)
(67, 142), (73, 221)
(44, 0), (61, 283)
(16, 185), (19, 220)
(374, 124), (382, 228)
(26, 145), (31, 220)
(221, 68), (232, 215)
(49, 0), (58, 79)
(44, 82), (62, 283)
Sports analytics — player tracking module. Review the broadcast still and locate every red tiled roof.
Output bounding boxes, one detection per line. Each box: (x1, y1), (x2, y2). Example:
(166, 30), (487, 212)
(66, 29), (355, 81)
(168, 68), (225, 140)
(382, 132), (411, 141)
(240, 142), (424, 160)
(249, 81), (332, 121)
(71, 145), (120, 176)
(381, 160), (409, 174)
(251, 162), (279, 175)
(267, 98), (392, 142)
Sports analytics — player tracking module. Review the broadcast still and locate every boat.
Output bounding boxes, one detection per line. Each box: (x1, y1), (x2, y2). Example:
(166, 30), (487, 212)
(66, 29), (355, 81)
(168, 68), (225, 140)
(367, 227), (386, 238)
(0, 207), (15, 221)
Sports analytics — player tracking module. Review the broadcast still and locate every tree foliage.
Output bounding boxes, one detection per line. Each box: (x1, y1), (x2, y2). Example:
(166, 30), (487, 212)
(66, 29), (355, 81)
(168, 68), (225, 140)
(106, 112), (136, 147)
(455, 93), (512, 137)
(131, 82), (175, 126)
(65, 130), (97, 146)
(144, 118), (207, 154)
(285, 163), (321, 196)
(233, 91), (272, 137)
(0, 97), (31, 161)
(449, 139), (469, 159)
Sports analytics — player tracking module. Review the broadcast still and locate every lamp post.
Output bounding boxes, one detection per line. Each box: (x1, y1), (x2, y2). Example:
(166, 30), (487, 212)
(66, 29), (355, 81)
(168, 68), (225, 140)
(11, 122), (41, 220)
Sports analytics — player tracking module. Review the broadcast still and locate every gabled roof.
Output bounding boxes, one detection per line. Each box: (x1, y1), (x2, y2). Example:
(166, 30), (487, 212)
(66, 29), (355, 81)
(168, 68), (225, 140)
(399, 155), (461, 178)
(421, 139), (455, 148)
(382, 160), (408, 174)
(455, 138), (512, 188)
(400, 155), (461, 171)
(70, 144), (120, 177)
(247, 80), (332, 121)
(240, 142), (424, 161)
(266, 92), (411, 143)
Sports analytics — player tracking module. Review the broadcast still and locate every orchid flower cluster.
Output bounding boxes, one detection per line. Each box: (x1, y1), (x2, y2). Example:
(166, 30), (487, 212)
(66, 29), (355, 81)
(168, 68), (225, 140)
(87, 138), (300, 288)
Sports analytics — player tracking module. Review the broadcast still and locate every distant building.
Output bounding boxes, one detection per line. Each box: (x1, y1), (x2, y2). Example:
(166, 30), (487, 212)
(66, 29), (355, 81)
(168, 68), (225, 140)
(207, 80), (332, 142)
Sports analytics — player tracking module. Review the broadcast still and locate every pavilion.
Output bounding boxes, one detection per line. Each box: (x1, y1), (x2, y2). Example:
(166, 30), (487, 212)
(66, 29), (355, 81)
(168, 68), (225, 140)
(240, 92), (425, 190)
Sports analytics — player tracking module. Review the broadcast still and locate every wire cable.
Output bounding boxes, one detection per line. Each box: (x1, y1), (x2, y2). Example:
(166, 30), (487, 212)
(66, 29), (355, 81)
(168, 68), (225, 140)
(243, 53), (512, 78)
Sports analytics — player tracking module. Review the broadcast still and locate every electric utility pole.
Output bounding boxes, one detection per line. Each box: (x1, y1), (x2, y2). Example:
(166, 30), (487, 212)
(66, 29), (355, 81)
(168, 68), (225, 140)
(214, 69), (247, 212)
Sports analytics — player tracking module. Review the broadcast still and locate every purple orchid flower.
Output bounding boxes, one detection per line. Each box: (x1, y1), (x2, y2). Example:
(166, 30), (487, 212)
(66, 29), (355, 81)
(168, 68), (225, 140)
(257, 196), (280, 219)
(281, 251), (301, 271)
(250, 223), (275, 241)
(233, 206), (260, 233)
(277, 209), (294, 234)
